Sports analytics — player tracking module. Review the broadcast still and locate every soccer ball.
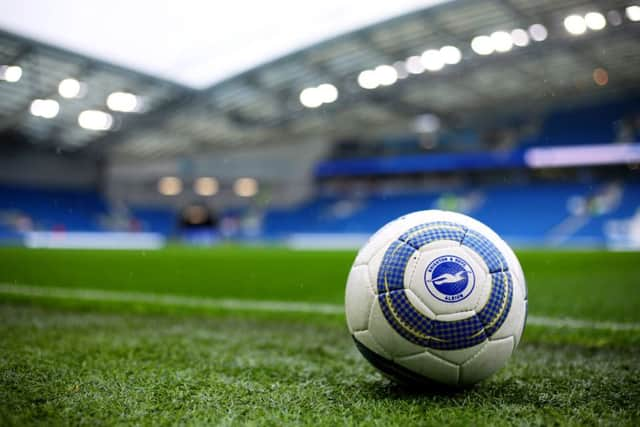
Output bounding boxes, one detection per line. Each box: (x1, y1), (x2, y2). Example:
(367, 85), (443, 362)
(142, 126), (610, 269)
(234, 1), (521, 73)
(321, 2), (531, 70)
(345, 210), (527, 387)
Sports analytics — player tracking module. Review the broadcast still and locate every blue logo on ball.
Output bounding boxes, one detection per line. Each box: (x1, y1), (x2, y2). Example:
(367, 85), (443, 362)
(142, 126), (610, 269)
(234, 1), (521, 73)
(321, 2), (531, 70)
(424, 255), (475, 303)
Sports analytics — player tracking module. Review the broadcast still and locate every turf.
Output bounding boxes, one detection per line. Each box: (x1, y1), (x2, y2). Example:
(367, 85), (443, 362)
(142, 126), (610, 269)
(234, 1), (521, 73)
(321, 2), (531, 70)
(1, 247), (639, 425)
(0, 247), (639, 321)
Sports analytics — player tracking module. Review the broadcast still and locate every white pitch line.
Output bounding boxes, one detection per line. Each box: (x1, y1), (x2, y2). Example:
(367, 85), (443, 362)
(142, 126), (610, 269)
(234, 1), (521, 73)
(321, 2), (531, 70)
(1, 283), (639, 332)
(0, 283), (344, 315)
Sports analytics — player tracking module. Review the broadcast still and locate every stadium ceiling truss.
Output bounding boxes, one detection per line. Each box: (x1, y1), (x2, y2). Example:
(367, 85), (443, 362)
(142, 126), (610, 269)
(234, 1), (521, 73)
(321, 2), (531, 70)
(1, 0), (639, 158)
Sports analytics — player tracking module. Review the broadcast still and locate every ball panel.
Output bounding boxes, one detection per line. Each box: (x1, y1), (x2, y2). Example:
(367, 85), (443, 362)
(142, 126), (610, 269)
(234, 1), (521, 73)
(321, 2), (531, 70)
(352, 337), (443, 387)
(459, 336), (514, 385)
(395, 351), (459, 386)
(367, 241), (395, 294)
(474, 270), (513, 339)
(504, 246), (527, 299)
(368, 298), (425, 358)
(434, 310), (477, 322)
(353, 219), (400, 267)
(490, 275), (526, 347)
(407, 245), (489, 316)
(353, 211), (449, 267)
(345, 264), (375, 333)
(428, 339), (487, 365)
(416, 239), (461, 251)
(404, 288), (436, 318)
(353, 330), (391, 359)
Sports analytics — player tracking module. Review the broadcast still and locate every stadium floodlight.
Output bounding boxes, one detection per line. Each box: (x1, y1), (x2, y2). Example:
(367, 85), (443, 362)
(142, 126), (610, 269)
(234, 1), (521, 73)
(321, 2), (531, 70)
(471, 35), (494, 55)
(413, 113), (440, 133)
(420, 49), (444, 71)
(490, 31), (513, 53)
(528, 24), (548, 41)
(626, 5), (640, 22)
(593, 67), (608, 86)
(299, 87), (323, 108)
(158, 176), (182, 196)
(78, 110), (113, 131)
(511, 29), (530, 47)
(30, 99), (60, 119)
(374, 65), (398, 86)
(357, 70), (379, 89)
(194, 177), (218, 196)
(0, 65), (22, 82)
(607, 10), (623, 26)
(393, 61), (409, 79)
(439, 46), (461, 65)
(405, 56), (425, 74)
(564, 14), (587, 35)
(106, 91), (141, 112)
(585, 12), (606, 30)
(233, 177), (258, 197)
(317, 83), (338, 104)
(58, 78), (84, 98)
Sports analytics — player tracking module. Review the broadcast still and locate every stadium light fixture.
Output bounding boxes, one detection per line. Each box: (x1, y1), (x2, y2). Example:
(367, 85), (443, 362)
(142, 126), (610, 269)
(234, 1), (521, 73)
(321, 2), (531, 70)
(471, 35), (494, 55)
(593, 68), (608, 86)
(393, 61), (409, 79)
(420, 49), (444, 71)
(607, 10), (623, 26)
(106, 91), (141, 112)
(158, 176), (182, 196)
(490, 31), (513, 53)
(439, 46), (461, 65)
(78, 110), (113, 131)
(233, 177), (258, 197)
(405, 56), (425, 74)
(564, 14), (587, 35)
(300, 83), (338, 108)
(194, 177), (218, 196)
(0, 65), (22, 82)
(30, 99), (60, 119)
(299, 87), (323, 108)
(413, 113), (440, 133)
(584, 12), (606, 30)
(511, 29), (530, 47)
(357, 70), (379, 89)
(374, 65), (398, 86)
(58, 78), (85, 98)
(626, 5), (640, 22)
(317, 83), (338, 103)
(528, 24), (548, 41)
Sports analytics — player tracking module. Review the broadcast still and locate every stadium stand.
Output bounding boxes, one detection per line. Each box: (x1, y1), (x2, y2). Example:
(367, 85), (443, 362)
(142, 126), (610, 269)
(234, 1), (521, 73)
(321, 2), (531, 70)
(2, 95), (638, 248)
(262, 181), (640, 247)
(0, 186), (174, 235)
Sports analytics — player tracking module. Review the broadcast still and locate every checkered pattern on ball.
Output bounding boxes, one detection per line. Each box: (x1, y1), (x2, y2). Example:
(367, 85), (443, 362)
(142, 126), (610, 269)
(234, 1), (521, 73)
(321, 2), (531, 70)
(378, 290), (433, 344)
(375, 221), (514, 350)
(461, 229), (508, 273)
(378, 289), (489, 350)
(376, 240), (416, 294)
(477, 271), (513, 337)
(399, 221), (466, 249)
(429, 314), (486, 350)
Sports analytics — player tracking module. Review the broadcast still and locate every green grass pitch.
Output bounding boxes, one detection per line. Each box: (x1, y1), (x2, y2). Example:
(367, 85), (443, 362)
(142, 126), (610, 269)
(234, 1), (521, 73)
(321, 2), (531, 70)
(0, 247), (639, 425)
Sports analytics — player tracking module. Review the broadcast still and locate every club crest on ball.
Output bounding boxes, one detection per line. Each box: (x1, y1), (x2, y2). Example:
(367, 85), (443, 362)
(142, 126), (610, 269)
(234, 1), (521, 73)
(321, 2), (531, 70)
(424, 255), (475, 303)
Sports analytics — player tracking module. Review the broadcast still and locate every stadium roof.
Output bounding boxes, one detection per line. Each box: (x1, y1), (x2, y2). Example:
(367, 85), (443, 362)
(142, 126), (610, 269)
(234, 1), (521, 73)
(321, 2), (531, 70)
(1, 0), (639, 157)
(0, 0), (447, 89)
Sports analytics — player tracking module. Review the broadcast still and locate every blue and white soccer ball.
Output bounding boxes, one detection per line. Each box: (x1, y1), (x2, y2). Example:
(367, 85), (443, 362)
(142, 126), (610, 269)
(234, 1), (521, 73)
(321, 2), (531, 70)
(345, 210), (527, 386)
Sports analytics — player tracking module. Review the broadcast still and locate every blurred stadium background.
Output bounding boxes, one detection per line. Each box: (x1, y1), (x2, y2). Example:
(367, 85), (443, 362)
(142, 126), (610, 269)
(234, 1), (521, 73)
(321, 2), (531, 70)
(1, 0), (640, 251)
(3, 1), (640, 424)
